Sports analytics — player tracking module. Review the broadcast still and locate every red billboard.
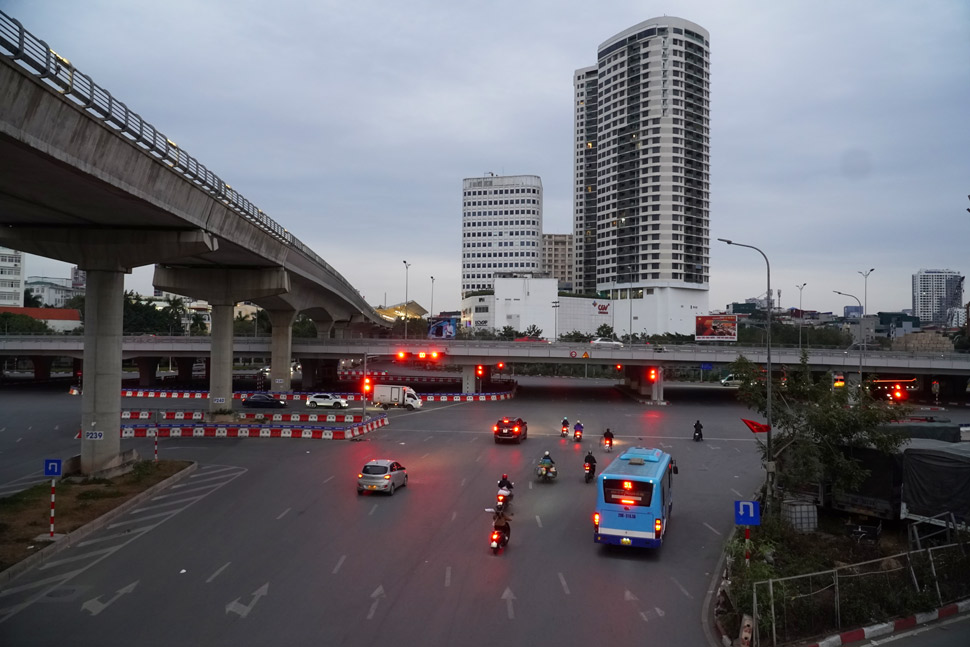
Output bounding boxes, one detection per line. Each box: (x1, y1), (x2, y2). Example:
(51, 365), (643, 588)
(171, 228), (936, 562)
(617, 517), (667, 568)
(695, 315), (738, 342)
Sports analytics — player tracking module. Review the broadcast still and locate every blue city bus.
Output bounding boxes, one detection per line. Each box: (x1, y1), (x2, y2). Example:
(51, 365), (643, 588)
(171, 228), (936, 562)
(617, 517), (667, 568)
(593, 447), (678, 548)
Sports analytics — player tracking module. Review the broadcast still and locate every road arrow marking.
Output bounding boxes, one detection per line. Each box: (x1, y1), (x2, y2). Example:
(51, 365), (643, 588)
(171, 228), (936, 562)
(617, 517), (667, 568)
(367, 585), (385, 620)
(624, 589), (638, 602)
(206, 562), (231, 583)
(655, 606), (665, 617)
(501, 587), (516, 619)
(225, 583), (269, 618)
(81, 581), (138, 616)
(640, 611), (650, 622)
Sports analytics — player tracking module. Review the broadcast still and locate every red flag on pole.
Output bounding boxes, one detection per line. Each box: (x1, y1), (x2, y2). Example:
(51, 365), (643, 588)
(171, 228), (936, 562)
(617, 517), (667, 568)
(742, 419), (770, 434)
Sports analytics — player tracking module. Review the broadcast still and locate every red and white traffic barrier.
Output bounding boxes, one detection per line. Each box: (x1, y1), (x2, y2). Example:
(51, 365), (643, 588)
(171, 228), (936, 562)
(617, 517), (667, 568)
(237, 412), (364, 423)
(421, 392), (515, 402)
(804, 598), (970, 647)
(75, 416), (388, 440)
(121, 389), (515, 402)
(337, 370), (387, 378)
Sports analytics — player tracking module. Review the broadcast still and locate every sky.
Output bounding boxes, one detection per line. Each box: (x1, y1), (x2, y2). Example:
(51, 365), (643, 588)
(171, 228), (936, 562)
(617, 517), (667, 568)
(6, 0), (970, 317)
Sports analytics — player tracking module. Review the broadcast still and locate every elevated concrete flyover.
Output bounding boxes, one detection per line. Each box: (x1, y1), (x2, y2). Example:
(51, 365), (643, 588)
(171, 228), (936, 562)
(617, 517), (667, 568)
(0, 13), (387, 473)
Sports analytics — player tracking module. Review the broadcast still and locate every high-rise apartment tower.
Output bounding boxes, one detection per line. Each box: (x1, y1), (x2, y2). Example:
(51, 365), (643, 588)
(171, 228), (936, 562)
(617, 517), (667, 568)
(912, 268), (964, 326)
(541, 233), (574, 291)
(574, 16), (710, 335)
(461, 174), (543, 296)
(0, 246), (25, 307)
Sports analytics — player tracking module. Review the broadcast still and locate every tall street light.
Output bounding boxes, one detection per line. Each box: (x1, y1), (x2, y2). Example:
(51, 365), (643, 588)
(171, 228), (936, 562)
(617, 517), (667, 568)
(552, 300), (560, 342)
(430, 276), (435, 320)
(834, 290), (864, 385)
(719, 238), (774, 480)
(858, 268), (874, 353)
(402, 260), (411, 340)
(624, 265), (634, 342)
(796, 283), (807, 351)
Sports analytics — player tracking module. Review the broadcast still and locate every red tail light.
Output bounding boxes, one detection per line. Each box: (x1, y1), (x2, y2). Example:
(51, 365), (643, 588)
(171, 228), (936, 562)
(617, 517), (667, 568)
(491, 531), (501, 541)
(655, 518), (663, 537)
(584, 463), (590, 470)
(493, 426), (498, 432)
(497, 494), (505, 502)
(513, 426), (520, 433)
(383, 474), (391, 480)
(593, 512), (600, 528)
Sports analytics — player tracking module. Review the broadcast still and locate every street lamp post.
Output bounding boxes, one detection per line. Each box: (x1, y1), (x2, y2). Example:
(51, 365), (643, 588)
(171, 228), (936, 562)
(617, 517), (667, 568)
(719, 239), (774, 485)
(796, 283), (807, 351)
(625, 266), (634, 342)
(402, 260), (411, 340)
(552, 300), (560, 342)
(858, 268), (874, 353)
(834, 290), (864, 385)
(430, 276), (435, 321)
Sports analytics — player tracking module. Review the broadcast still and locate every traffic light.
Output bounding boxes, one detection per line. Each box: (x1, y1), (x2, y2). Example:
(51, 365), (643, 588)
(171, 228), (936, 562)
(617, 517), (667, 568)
(615, 364), (623, 372)
(497, 362), (505, 370)
(362, 376), (372, 394)
(476, 365), (484, 377)
(647, 367), (658, 382)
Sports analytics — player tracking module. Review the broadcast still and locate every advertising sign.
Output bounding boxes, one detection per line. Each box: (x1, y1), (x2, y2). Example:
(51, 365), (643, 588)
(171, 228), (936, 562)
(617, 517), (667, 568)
(592, 301), (610, 316)
(695, 315), (738, 341)
(428, 317), (458, 339)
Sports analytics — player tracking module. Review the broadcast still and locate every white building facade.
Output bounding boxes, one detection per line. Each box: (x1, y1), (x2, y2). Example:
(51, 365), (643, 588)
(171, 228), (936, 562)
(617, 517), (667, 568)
(25, 276), (79, 308)
(460, 277), (615, 339)
(573, 16), (711, 335)
(461, 174), (543, 297)
(0, 246), (25, 307)
(912, 268), (964, 326)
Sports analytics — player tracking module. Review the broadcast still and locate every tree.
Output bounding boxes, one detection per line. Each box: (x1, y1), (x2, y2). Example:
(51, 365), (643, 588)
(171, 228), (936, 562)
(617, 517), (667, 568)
(523, 324), (543, 339)
(559, 330), (590, 342)
(293, 314), (318, 338)
(62, 294), (85, 319)
(162, 296), (187, 335)
(188, 313), (208, 335)
(498, 326), (518, 341)
(23, 288), (42, 308)
(0, 311), (53, 334)
(730, 353), (907, 499)
(595, 324), (615, 339)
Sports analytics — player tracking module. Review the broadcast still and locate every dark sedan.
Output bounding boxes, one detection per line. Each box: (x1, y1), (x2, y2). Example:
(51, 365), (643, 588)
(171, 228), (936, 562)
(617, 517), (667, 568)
(241, 393), (287, 408)
(493, 417), (528, 443)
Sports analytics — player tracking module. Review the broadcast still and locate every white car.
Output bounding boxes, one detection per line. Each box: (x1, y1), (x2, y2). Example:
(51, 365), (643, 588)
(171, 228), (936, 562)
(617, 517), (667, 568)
(305, 393), (349, 409)
(590, 337), (623, 348)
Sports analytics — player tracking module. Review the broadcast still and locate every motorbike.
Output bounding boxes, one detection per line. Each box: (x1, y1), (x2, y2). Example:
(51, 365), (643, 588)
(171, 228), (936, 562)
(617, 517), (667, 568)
(561, 425), (569, 438)
(496, 485), (513, 508)
(536, 463), (558, 482)
(603, 437), (614, 452)
(693, 428), (703, 442)
(490, 527), (509, 554)
(584, 462), (595, 483)
(574, 428), (583, 442)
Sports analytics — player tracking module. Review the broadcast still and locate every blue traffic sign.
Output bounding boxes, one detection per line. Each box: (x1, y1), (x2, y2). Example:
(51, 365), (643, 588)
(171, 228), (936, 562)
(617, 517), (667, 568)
(44, 459), (62, 477)
(734, 500), (761, 526)
(700, 363), (713, 370)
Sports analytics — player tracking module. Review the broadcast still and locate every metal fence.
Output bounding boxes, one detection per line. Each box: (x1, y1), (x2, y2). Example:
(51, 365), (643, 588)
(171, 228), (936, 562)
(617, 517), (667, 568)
(752, 541), (970, 646)
(0, 10), (366, 308)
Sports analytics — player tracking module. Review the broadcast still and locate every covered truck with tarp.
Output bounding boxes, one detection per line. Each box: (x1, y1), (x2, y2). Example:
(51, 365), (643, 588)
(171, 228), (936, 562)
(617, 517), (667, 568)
(901, 440), (970, 525)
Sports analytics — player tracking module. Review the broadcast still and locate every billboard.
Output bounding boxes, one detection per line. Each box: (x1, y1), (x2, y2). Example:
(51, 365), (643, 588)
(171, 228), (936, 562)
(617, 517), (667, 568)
(428, 317), (458, 340)
(695, 315), (738, 342)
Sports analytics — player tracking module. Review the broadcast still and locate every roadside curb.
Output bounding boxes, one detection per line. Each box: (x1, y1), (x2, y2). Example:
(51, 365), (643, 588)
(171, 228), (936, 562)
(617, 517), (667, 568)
(803, 598), (970, 647)
(0, 462), (198, 588)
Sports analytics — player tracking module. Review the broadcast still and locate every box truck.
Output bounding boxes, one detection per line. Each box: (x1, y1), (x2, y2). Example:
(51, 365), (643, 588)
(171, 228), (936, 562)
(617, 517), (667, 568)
(372, 385), (423, 410)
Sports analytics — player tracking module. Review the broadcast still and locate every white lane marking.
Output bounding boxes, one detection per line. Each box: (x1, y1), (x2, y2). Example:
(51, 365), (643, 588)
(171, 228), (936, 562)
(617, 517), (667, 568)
(655, 607), (665, 617)
(366, 585), (385, 620)
(195, 466), (238, 476)
(703, 522), (722, 536)
(474, 453), (482, 462)
(444, 566), (452, 587)
(276, 508), (290, 520)
(707, 444), (720, 450)
(558, 572), (570, 595)
(640, 611), (650, 622)
(0, 569), (85, 598)
(731, 488), (743, 497)
(424, 436), (434, 442)
(671, 576), (693, 599)
(15, 438), (21, 443)
(225, 583), (268, 619)
(39, 547), (115, 570)
(451, 511), (457, 521)
(369, 504), (378, 516)
(181, 473), (235, 486)
(151, 483), (219, 499)
(332, 555), (346, 574)
(460, 478), (467, 488)
(535, 515), (543, 528)
(107, 510), (177, 529)
(734, 447), (742, 453)
(206, 562), (231, 583)
(501, 588), (516, 619)
(323, 476), (334, 484)
(81, 580), (138, 616)
(131, 494), (206, 514)
(420, 453), (430, 459)
(77, 527), (150, 547)
(528, 482), (533, 490)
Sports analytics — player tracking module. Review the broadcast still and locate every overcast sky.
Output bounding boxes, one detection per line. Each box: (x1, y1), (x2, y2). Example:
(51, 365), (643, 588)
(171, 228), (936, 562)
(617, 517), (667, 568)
(8, 1), (970, 318)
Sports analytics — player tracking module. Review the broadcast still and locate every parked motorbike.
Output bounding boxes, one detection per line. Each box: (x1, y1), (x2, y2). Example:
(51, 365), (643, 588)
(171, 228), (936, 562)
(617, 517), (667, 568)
(536, 464), (558, 482)
(584, 462), (594, 483)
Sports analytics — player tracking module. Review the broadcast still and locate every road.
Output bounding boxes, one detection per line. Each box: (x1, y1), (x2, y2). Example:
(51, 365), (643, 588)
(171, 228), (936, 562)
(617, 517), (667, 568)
(0, 378), (966, 646)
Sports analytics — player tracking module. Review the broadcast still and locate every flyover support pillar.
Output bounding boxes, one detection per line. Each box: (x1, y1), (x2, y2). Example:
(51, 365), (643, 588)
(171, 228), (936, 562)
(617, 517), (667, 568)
(209, 304), (234, 413)
(268, 310), (297, 392)
(80, 270), (124, 474)
(28, 356), (52, 381)
(135, 357), (161, 387)
(461, 365), (477, 394)
(175, 357), (195, 383)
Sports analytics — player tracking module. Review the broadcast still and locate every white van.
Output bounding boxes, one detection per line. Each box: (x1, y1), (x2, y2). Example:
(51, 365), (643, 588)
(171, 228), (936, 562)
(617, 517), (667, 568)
(720, 374), (743, 387)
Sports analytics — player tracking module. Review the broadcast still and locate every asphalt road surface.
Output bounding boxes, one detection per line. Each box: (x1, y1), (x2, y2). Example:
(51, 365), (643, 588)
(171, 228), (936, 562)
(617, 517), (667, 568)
(0, 377), (966, 646)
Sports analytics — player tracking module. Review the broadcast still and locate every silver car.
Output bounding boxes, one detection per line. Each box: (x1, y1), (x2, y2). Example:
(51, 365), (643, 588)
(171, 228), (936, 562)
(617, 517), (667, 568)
(590, 337), (623, 348)
(357, 459), (408, 495)
(306, 393), (349, 409)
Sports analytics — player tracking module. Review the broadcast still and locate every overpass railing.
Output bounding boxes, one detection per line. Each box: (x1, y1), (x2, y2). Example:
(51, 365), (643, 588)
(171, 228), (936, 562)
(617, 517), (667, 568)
(0, 11), (369, 312)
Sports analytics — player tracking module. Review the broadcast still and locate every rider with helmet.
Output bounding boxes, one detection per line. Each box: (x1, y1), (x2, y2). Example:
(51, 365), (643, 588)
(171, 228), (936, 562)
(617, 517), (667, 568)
(584, 448), (597, 477)
(539, 450), (555, 467)
(497, 473), (514, 490)
(603, 428), (615, 448)
(574, 420), (584, 434)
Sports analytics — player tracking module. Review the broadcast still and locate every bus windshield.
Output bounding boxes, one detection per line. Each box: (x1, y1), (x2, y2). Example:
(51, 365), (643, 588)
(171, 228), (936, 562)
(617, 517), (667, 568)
(603, 478), (654, 507)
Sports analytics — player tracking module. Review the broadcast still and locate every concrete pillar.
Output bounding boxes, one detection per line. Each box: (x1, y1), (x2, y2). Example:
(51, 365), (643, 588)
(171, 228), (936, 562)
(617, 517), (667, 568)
(136, 357), (161, 387)
(81, 270), (124, 474)
(461, 365), (477, 394)
(300, 357), (320, 391)
(268, 310), (297, 392)
(29, 356), (52, 381)
(175, 357), (194, 382)
(209, 304), (234, 413)
(331, 321), (351, 339)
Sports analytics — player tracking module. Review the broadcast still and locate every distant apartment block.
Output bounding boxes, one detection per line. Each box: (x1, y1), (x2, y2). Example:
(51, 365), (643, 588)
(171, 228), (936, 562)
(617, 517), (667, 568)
(25, 276), (79, 308)
(912, 268), (963, 326)
(0, 246), (25, 307)
(461, 174), (543, 297)
(541, 233), (574, 291)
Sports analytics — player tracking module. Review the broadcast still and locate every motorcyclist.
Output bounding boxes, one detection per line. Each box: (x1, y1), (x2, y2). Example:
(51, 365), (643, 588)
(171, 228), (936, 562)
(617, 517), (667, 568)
(561, 417), (569, 429)
(574, 420), (584, 434)
(584, 449), (597, 477)
(488, 501), (513, 542)
(694, 420), (704, 441)
(603, 428), (615, 445)
(497, 473), (514, 504)
(538, 450), (555, 467)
